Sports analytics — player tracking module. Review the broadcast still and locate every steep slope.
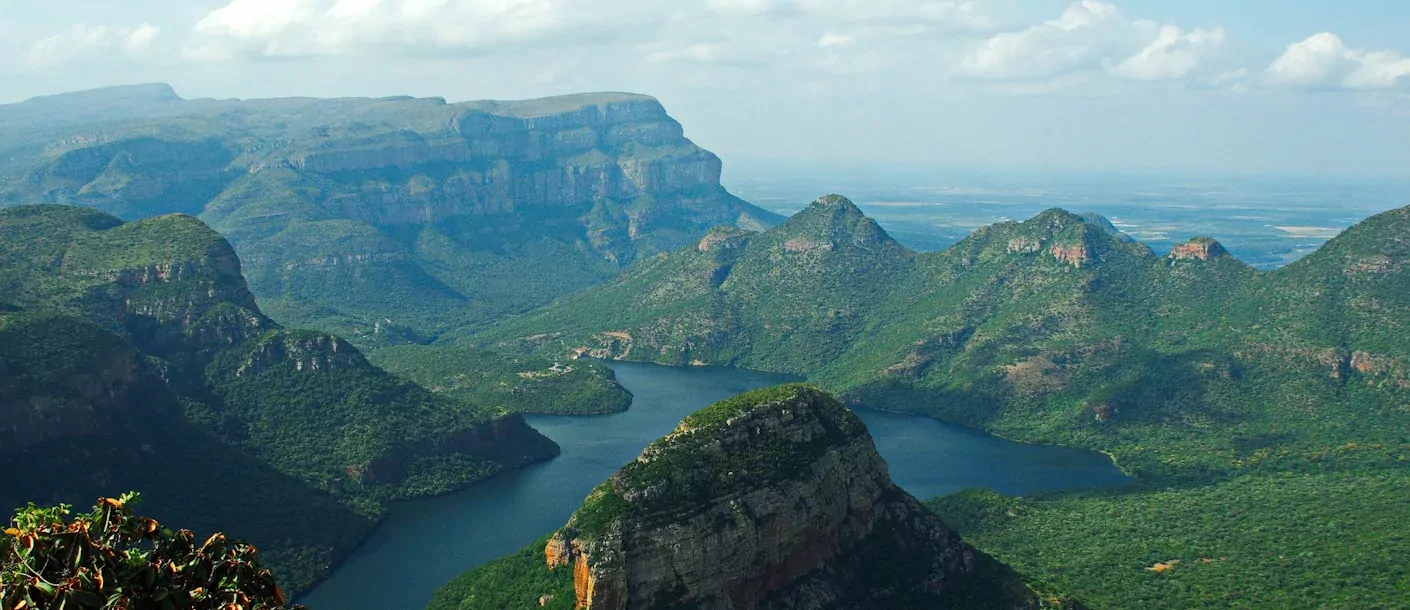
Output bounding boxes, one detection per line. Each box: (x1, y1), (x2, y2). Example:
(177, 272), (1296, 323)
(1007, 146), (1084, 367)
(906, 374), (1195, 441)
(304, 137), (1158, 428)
(430, 385), (1044, 610)
(0, 311), (375, 592)
(0, 205), (562, 591)
(483, 198), (1410, 606)
(1248, 204), (1410, 363)
(486, 195), (915, 372)
(0, 85), (781, 342)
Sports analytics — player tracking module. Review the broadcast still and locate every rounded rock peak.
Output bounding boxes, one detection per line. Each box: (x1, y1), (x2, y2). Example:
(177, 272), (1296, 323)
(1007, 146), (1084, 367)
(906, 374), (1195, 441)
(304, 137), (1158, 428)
(1169, 237), (1229, 261)
(809, 194), (864, 214)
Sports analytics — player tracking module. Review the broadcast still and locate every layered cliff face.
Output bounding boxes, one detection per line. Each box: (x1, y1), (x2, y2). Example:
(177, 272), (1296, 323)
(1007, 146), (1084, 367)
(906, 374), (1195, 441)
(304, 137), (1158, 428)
(433, 385), (1037, 610)
(0, 86), (780, 342)
(0, 205), (561, 591)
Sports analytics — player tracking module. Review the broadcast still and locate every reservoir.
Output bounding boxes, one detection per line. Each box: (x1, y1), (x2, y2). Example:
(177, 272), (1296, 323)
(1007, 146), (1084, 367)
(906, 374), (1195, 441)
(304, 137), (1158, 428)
(301, 361), (1131, 609)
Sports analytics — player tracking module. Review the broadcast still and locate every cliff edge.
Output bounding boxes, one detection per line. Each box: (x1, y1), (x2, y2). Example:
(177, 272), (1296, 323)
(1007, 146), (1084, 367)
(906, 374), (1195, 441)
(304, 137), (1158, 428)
(432, 385), (1045, 610)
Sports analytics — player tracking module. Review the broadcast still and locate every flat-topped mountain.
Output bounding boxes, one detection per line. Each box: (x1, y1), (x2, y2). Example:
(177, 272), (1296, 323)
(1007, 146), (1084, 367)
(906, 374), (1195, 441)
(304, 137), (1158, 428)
(0, 85), (780, 344)
(431, 385), (1040, 610)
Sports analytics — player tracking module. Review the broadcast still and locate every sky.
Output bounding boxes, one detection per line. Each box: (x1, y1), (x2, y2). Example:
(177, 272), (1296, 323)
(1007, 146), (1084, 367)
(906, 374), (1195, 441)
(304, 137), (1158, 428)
(1, 0), (1408, 178)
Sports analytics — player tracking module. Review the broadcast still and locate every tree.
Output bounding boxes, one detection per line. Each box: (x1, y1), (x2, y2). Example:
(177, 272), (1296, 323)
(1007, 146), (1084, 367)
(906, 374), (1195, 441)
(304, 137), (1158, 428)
(1, 492), (301, 610)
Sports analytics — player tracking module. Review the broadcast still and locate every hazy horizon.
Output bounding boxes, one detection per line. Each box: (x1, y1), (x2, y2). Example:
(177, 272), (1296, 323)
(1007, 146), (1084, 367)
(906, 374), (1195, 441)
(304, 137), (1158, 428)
(4, 0), (1409, 178)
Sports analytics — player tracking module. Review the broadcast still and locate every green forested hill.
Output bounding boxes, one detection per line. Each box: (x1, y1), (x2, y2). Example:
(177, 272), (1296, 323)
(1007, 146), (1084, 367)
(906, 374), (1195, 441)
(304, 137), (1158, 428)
(0, 205), (565, 592)
(0, 85), (780, 344)
(483, 195), (1410, 607)
(0, 311), (376, 593)
(485, 195), (916, 372)
(368, 344), (632, 415)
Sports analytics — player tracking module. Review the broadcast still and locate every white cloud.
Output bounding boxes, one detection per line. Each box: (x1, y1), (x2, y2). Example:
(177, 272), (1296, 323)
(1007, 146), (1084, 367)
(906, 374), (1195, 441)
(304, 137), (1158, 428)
(957, 1), (1227, 85)
(27, 23), (162, 67)
(704, 0), (1003, 29)
(959, 1), (1123, 80)
(1345, 49), (1410, 90)
(124, 24), (162, 52)
(818, 32), (856, 48)
(188, 0), (580, 60)
(794, 0), (1003, 30)
(185, 0), (1006, 62)
(1109, 25), (1226, 81)
(1266, 32), (1346, 87)
(1267, 32), (1410, 90)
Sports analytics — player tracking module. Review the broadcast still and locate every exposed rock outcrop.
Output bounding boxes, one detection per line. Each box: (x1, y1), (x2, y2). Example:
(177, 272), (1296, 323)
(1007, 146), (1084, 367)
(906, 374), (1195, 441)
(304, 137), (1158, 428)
(543, 385), (987, 610)
(1048, 243), (1091, 267)
(1169, 237), (1229, 261)
(698, 227), (752, 253)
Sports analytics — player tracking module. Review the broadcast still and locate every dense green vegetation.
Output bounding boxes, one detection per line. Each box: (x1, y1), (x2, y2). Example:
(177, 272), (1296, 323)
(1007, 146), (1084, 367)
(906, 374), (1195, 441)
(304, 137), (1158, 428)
(371, 344), (631, 415)
(555, 385), (867, 538)
(0, 84), (780, 344)
(0, 206), (561, 593)
(930, 471), (1410, 608)
(486, 196), (1410, 606)
(1, 493), (301, 610)
(426, 535), (576, 610)
(484, 196), (915, 372)
(610, 384), (864, 518)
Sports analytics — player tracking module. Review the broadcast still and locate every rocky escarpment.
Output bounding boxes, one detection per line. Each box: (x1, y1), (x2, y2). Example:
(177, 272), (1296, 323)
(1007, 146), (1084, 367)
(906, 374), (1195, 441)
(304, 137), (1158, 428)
(285, 95), (743, 230)
(1, 86), (781, 341)
(7, 210), (272, 365)
(542, 385), (989, 610)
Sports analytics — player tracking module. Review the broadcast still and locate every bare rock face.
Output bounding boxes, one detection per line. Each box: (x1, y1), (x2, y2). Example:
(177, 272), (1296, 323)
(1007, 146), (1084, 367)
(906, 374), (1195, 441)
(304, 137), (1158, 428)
(1169, 237), (1229, 261)
(543, 385), (979, 610)
(1047, 243), (1091, 267)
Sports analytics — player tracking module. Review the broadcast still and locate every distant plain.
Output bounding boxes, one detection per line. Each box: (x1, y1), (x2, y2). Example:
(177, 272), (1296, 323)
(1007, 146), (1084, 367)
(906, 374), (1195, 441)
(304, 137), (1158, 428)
(725, 162), (1410, 269)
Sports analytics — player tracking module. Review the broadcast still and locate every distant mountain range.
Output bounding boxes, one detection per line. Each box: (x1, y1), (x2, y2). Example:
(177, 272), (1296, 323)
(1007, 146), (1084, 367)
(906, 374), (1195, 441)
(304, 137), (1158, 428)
(0, 84), (780, 343)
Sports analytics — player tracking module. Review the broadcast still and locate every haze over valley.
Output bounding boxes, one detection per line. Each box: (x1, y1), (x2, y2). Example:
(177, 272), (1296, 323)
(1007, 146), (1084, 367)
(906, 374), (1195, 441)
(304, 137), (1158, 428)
(1, 1), (1408, 609)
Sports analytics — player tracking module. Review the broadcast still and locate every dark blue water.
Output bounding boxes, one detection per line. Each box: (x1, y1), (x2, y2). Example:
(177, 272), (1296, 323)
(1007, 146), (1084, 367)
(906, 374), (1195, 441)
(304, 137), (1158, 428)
(300, 361), (1130, 609)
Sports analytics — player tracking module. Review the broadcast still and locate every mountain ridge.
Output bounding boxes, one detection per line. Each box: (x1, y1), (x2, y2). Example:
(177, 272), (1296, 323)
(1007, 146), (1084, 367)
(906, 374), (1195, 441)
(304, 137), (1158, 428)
(485, 195), (1410, 479)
